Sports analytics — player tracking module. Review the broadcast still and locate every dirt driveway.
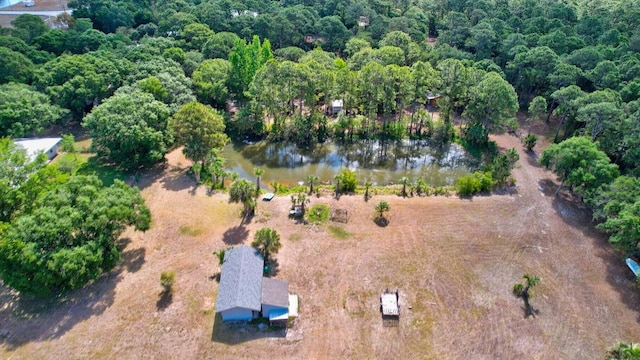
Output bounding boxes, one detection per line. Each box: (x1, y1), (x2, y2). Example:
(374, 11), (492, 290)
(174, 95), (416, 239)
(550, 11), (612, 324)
(1, 129), (639, 359)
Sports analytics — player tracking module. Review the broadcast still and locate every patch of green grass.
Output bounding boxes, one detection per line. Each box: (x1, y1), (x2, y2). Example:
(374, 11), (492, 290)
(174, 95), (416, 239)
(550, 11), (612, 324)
(178, 226), (204, 236)
(288, 233), (302, 242)
(328, 225), (352, 240)
(307, 204), (330, 223)
(76, 156), (127, 186)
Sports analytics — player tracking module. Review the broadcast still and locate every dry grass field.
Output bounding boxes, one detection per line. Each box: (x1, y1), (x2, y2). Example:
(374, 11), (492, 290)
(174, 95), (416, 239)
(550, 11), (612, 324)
(1, 128), (640, 359)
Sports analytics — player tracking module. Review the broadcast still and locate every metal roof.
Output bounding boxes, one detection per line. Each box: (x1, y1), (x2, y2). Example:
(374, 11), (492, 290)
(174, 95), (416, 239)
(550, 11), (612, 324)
(14, 138), (61, 163)
(215, 246), (264, 313)
(261, 277), (289, 308)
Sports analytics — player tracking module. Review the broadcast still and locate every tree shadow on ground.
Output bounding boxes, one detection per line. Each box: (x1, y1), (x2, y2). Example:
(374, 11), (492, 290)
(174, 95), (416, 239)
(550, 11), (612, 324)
(222, 225), (249, 245)
(159, 166), (194, 192)
(521, 294), (540, 319)
(545, 182), (640, 319)
(0, 238), (144, 349)
(156, 290), (173, 311)
(374, 217), (389, 227)
(120, 247), (146, 273)
(129, 163), (167, 191)
(0, 270), (121, 350)
(211, 313), (286, 345)
(265, 258), (280, 277)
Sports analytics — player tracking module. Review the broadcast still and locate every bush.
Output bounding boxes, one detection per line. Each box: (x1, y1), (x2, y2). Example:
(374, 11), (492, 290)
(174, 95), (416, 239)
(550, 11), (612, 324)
(57, 157), (78, 173)
(485, 148), (519, 186)
(455, 171), (493, 195)
(512, 283), (523, 297)
(523, 134), (537, 151)
(160, 271), (176, 294)
(338, 169), (357, 192)
(462, 122), (489, 147)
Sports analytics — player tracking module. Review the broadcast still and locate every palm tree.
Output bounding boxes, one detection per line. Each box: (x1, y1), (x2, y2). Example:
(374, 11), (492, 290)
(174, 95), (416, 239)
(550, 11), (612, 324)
(307, 175), (319, 194)
(607, 341), (640, 360)
(400, 177), (410, 197)
(213, 246), (233, 266)
(364, 181), (372, 201)
(208, 157), (225, 188)
(522, 274), (540, 298)
(513, 274), (540, 298)
(254, 168), (264, 197)
(229, 178), (257, 217)
(415, 178), (426, 196)
(297, 193), (310, 215)
(251, 227), (282, 262)
(375, 200), (390, 220)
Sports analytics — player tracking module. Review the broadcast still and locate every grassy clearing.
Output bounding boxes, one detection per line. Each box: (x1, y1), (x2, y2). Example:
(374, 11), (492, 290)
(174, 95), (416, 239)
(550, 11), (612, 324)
(307, 204), (330, 223)
(328, 225), (352, 240)
(53, 152), (127, 186)
(288, 233), (302, 242)
(178, 226), (204, 237)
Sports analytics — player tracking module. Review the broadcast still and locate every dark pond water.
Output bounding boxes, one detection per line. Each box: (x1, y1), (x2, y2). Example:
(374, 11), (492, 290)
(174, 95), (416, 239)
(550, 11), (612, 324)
(222, 139), (481, 188)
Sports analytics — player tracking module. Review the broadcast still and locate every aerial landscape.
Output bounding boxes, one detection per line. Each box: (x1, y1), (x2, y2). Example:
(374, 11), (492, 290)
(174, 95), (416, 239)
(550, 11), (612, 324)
(1, 0), (640, 358)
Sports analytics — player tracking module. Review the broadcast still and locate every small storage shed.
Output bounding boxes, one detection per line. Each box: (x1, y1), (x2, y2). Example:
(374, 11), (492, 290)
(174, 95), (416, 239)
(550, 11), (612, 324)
(14, 137), (61, 163)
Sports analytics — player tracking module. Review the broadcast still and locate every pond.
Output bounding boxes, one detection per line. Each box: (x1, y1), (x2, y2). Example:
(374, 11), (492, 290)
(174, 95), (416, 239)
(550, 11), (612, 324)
(222, 139), (480, 188)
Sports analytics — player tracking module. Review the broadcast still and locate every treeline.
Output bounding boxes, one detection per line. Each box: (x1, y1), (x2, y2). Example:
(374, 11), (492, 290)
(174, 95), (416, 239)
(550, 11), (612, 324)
(0, 0), (639, 254)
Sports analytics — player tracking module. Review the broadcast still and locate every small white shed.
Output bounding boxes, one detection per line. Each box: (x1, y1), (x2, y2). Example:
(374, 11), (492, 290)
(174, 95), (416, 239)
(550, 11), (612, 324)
(14, 137), (62, 163)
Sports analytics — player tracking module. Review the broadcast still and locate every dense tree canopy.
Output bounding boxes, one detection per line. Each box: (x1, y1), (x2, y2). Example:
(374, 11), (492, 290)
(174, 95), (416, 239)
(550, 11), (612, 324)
(0, 0), (638, 275)
(169, 102), (229, 165)
(0, 175), (150, 296)
(540, 137), (619, 197)
(0, 83), (68, 137)
(83, 88), (172, 170)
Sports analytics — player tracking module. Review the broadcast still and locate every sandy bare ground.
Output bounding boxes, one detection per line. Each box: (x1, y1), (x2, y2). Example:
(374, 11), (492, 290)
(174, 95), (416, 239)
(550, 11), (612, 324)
(1, 123), (640, 359)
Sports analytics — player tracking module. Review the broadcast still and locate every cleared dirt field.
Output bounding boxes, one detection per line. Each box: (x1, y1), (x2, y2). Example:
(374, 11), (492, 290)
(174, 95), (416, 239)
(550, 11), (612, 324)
(1, 128), (640, 359)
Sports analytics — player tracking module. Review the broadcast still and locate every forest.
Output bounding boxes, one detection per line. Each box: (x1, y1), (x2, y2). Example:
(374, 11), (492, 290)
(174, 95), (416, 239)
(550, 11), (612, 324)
(0, 0), (639, 295)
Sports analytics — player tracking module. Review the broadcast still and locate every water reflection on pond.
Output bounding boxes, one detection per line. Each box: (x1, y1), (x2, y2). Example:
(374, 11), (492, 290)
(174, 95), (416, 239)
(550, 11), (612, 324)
(222, 140), (481, 188)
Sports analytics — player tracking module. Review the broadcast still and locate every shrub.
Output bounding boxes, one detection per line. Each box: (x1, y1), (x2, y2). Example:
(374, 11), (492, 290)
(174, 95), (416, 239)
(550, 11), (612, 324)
(523, 134), (537, 151)
(512, 283), (524, 297)
(338, 169), (358, 192)
(160, 271), (176, 294)
(455, 171), (493, 195)
(374, 200), (390, 219)
(57, 157), (78, 173)
(484, 148), (519, 186)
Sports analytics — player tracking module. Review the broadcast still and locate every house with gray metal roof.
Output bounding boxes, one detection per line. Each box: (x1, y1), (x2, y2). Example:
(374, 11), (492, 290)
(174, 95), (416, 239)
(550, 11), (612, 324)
(215, 246), (291, 322)
(261, 277), (289, 323)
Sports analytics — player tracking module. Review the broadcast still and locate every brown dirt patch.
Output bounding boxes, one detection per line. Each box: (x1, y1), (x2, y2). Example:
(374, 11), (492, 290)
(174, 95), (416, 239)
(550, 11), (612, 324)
(1, 124), (640, 359)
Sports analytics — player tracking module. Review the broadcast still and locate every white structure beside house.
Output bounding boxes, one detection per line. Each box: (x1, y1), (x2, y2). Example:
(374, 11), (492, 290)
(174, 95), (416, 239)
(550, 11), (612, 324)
(14, 137), (61, 163)
(215, 246), (296, 324)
